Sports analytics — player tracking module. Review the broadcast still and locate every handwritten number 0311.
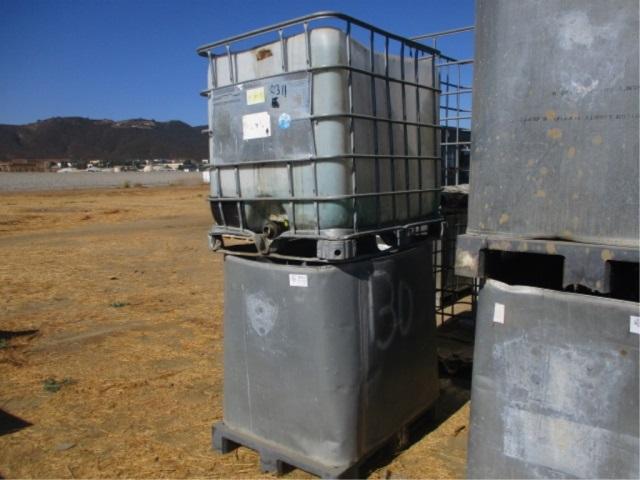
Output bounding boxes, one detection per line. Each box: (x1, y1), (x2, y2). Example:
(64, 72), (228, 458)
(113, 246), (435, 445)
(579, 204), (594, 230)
(269, 84), (287, 97)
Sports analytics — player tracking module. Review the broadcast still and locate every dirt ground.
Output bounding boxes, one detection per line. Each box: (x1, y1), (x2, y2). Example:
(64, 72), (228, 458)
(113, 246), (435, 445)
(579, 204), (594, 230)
(0, 185), (470, 478)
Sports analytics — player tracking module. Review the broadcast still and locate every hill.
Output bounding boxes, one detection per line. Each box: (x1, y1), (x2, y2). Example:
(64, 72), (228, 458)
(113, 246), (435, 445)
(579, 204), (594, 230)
(0, 117), (207, 163)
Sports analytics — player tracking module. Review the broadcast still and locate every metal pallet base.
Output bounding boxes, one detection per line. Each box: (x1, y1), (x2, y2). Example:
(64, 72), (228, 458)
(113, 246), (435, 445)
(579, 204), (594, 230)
(455, 232), (639, 292)
(209, 223), (440, 263)
(212, 406), (436, 479)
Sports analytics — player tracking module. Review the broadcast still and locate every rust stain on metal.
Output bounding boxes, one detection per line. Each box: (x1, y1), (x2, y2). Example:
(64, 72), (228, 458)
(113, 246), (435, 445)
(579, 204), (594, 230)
(499, 213), (510, 225)
(256, 49), (273, 61)
(566, 146), (576, 158)
(545, 242), (557, 255)
(456, 250), (477, 271)
(547, 128), (562, 140)
(601, 249), (614, 262)
(493, 241), (511, 251)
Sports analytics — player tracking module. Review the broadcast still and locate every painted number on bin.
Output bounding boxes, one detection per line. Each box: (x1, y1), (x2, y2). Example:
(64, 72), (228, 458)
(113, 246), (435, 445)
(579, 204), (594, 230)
(269, 83), (287, 97)
(289, 274), (308, 288)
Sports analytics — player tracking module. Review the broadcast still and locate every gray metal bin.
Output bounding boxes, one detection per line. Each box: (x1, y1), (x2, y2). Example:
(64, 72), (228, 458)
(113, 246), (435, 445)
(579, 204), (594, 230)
(198, 13), (442, 261)
(468, 280), (639, 479)
(468, 0), (639, 248)
(213, 242), (439, 477)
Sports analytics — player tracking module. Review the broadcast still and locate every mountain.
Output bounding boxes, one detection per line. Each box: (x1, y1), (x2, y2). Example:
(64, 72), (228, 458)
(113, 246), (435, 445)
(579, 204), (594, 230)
(0, 117), (208, 163)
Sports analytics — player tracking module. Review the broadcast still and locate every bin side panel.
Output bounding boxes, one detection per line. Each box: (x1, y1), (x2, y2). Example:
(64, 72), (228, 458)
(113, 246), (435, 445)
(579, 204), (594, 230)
(469, 0), (640, 247)
(468, 280), (640, 478)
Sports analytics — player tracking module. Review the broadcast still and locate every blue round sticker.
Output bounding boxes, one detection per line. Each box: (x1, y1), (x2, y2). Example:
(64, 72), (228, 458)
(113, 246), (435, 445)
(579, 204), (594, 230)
(278, 113), (291, 129)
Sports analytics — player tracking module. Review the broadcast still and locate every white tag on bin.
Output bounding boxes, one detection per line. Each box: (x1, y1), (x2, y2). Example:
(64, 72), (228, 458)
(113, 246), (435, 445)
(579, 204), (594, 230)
(242, 111), (271, 140)
(630, 316), (640, 334)
(289, 274), (308, 288)
(493, 302), (505, 324)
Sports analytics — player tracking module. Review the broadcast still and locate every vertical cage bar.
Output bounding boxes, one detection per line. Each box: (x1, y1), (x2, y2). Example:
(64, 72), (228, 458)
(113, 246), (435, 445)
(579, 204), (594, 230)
(215, 168), (227, 227)
(414, 49), (423, 216)
(384, 36), (396, 223)
(430, 52), (439, 215)
(444, 69), (450, 185)
(234, 166), (244, 230)
(455, 62), (462, 185)
(346, 21), (357, 232)
(400, 41), (410, 219)
(280, 28), (296, 233)
(225, 44), (234, 84)
(207, 52), (227, 228)
(369, 29), (381, 228)
(287, 161), (296, 234)
(303, 21), (320, 234)
(278, 29), (287, 73)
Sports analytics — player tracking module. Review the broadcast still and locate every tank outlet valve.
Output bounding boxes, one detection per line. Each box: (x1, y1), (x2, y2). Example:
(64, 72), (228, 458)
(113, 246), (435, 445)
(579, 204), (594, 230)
(262, 221), (285, 239)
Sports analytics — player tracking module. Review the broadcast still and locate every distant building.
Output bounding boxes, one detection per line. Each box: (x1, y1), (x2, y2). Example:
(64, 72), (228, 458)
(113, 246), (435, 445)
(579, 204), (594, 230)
(0, 159), (65, 172)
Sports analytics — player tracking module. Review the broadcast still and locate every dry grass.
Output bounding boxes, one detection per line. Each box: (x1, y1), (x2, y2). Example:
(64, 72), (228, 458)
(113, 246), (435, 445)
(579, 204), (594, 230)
(0, 185), (469, 478)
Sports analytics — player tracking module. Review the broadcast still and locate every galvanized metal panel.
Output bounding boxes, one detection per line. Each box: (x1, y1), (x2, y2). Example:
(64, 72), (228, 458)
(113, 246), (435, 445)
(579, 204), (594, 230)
(469, 0), (639, 247)
(219, 242), (439, 470)
(468, 280), (639, 478)
(211, 72), (313, 164)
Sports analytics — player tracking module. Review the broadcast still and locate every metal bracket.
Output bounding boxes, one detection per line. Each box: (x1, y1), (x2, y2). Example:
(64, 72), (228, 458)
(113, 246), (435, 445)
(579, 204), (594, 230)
(316, 239), (357, 261)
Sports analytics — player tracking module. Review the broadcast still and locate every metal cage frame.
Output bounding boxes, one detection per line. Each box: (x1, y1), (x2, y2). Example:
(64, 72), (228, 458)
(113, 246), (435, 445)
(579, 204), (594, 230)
(412, 26), (478, 326)
(198, 12), (443, 261)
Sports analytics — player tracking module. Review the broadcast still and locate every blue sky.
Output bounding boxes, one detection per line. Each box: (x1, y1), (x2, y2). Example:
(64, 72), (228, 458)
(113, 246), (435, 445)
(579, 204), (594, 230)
(0, 0), (474, 126)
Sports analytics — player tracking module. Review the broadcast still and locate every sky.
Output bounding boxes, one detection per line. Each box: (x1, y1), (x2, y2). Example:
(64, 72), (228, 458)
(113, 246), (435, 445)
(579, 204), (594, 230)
(0, 0), (474, 126)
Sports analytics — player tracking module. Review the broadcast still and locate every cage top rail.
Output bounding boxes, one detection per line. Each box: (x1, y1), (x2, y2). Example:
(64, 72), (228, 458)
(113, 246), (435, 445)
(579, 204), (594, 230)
(411, 25), (475, 42)
(411, 25), (474, 64)
(196, 11), (441, 57)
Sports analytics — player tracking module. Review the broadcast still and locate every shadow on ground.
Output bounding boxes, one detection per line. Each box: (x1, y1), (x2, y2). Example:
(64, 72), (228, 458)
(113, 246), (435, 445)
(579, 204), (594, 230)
(360, 312), (475, 478)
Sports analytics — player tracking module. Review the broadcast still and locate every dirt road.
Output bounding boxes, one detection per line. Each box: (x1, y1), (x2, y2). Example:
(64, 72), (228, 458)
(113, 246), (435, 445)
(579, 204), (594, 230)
(0, 185), (469, 478)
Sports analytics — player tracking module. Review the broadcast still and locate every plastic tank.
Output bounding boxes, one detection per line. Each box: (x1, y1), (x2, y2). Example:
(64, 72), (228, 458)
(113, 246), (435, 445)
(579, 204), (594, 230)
(213, 242), (439, 476)
(468, 0), (639, 247)
(198, 13), (440, 253)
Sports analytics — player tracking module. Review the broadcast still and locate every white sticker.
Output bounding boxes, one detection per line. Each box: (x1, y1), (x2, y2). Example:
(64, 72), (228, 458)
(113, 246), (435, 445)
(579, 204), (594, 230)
(246, 87), (265, 105)
(630, 316), (640, 334)
(289, 274), (308, 288)
(242, 112), (271, 140)
(493, 302), (505, 324)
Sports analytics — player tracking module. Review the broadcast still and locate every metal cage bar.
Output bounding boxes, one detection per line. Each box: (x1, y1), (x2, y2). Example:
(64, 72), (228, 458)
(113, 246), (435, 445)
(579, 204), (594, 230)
(413, 25), (477, 325)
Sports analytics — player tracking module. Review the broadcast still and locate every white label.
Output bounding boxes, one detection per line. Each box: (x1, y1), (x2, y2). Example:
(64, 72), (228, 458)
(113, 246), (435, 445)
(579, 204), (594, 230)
(493, 302), (505, 324)
(201, 171), (210, 183)
(242, 112), (271, 140)
(289, 274), (308, 288)
(630, 316), (640, 334)
(246, 87), (265, 105)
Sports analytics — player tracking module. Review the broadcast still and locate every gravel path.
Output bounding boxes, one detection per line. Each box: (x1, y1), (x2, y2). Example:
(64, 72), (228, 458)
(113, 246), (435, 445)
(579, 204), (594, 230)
(0, 171), (204, 192)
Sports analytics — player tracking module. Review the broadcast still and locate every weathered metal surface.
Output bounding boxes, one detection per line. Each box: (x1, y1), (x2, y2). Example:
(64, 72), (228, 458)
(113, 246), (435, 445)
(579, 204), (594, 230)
(455, 232), (639, 293)
(469, 0), (639, 247)
(211, 72), (313, 165)
(468, 280), (639, 479)
(216, 242), (439, 474)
